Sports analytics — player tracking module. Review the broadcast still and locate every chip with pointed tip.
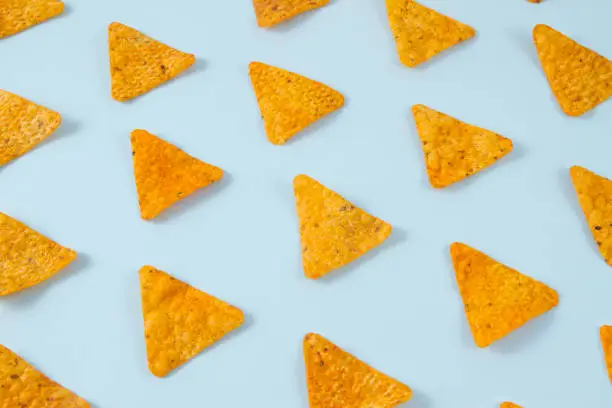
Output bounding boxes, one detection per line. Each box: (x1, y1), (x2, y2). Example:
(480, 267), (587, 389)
(0, 0), (64, 38)
(249, 62), (344, 145)
(108, 22), (195, 101)
(0, 212), (76, 296)
(0, 89), (62, 167)
(139, 266), (245, 377)
(303, 333), (412, 408)
(386, 0), (475, 67)
(601, 325), (612, 383)
(501, 403), (522, 408)
(252, 0), (329, 28)
(131, 129), (223, 220)
(0, 344), (89, 407)
(569, 166), (612, 266)
(533, 24), (611, 116)
(451, 243), (559, 348)
(293, 175), (392, 279)
(412, 104), (513, 188)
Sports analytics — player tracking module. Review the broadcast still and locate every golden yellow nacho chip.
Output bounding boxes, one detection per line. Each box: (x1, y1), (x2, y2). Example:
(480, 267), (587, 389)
(139, 266), (244, 377)
(0, 212), (76, 296)
(304, 333), (412, 408)
(0, 345), (89, 407)
(412, 104), (513, 188)
(451, 243), (559, 348)
(570, 166), (612, 266)
(0, 0), (64, 39)
(249, 62), (344, 145)
(533, 24), (612, 116)
(386, 0), (475, 67)
(108, 22), (195, 102)
(501, 403), (522, 408)
(293, 175), (392, 279)
(601, 325), (612, 383)
(131, 129), (223, 220)
(0, 89), (61, 167)
(253, 0), (329, 28)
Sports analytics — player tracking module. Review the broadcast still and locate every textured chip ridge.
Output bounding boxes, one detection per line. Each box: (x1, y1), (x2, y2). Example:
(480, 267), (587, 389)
(0, 0), (64, 38)
(252, 0), (330, 28)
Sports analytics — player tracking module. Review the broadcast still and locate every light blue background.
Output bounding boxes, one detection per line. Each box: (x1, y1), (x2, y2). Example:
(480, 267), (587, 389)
(0, 0), (611, 407)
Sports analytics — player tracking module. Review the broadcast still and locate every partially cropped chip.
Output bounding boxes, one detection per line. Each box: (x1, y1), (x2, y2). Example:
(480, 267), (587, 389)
(294, 175), (392, 279)
(304, 333), (412, 408)
(0, 345), (89, 407)
(0, 89), (61, 167)
(249, 62), (344, 145)
(570, 166), (612, 266)
(253, 0), (329, 28)
(0, 212), (76, 296)
(533, 24), (611, 116)
(386, 0), (475, 67)
(108, 22), (195, 101)
(0, 0), (64, 38)
(139, 266), (244, 377)
(501, 403), (522, 408)
(451, 243), (559, 348)
(601, 326), (612, 383)
(412, 104), (513, 188)
(131, 129), (223, 220)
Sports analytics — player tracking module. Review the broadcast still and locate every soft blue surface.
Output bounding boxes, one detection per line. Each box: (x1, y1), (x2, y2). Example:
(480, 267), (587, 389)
(0, 0), (611, 407)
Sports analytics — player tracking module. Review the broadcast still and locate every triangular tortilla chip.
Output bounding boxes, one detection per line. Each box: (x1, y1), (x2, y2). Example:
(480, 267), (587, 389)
(0, 0), (64, 38)
(386, 0), (475, 67)
(0, 212), (76, 296)
(0, 89), (61, 167)
(533, 24), (612, 116)
(139, 266), (244, 377)
(412, 104), (513, 188)
(108, 22), (195, 101)
(451, 243), (559, 348)
(131, 129), (223, 220)
(253, 0), (329, 28)
(570, 166), (612, 265)
(0, 345), (89, 407)
(293, 175), (392, 279)
(249, 62), (344, 145)
(601, 325), (612, 383)
(303, 333), (412, 408)
(501, 403), (522, 408)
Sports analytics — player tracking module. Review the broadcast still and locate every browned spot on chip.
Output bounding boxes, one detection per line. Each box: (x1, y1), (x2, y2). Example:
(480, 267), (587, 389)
(501, 403), (522, 408)
(294, 175), (392, 279)
(304, 333), (411, 408)
(131, 129), (223, 220)
(451, 243), (559, 348)
(108, 22), (195, 101)
(533, 24), (611, 116)
(0, 0), (64, 38)
(249, 62), (344, 145)
(252, 0), (330, 28)
(570, 166), (612, 265)
(412, 104), (513, 188)
(0, 345), (89, 407)
(386, 0), (475, 67)
(0, 89), (61, 167)
(139, 266), (244, 377)
(0, 212), (76, 296)
(601, 325), (612, 383)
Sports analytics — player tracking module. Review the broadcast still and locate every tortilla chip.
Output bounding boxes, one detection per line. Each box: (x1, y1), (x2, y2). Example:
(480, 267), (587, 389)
(0, 0), (64, 39)
(386, 0), (475, 67)
(501, 403), (522, 408)
(0, 345), (89, 407)
(0, 212), (76, 296)
(412, 104), (513, 188)
(601, 325), (612, 383)
(131, 129), (223, 220)
(451, 243), (559, 348)
(139, 266), (244, 377)
(569, 166), (612, 265)
(0, 89), (61, 167)
(294, 175), (392, 279)
(527, 0), (542, 2)
(108, 22), (195, 102)
(304, 333), (411, 408)
(533, 24), (612, 116)
(253, 0), (329, 28)
(249, 62), (344, 145)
